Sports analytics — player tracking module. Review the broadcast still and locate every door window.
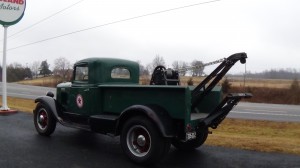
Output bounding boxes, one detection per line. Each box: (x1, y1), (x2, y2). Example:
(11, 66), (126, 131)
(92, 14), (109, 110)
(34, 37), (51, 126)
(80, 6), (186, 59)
(74, 65), (88, 81)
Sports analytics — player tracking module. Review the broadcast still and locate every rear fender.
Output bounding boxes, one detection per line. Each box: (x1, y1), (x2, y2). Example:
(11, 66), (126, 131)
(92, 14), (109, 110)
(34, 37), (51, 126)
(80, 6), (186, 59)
(117, 105), (175, 138)
(34, 96), (63, 122)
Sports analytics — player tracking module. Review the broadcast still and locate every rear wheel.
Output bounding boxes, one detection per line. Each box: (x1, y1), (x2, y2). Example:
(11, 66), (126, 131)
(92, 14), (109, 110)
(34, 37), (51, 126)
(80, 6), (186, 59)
(33, 103), (57, 136)
(172, 127), (208, 151)
(120, 116), (170, 165)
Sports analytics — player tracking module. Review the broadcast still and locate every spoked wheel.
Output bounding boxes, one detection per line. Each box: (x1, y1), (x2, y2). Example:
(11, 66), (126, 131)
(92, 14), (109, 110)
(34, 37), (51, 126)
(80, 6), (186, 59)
(33, 103), (56, 136)
(121, 116), (170, 165)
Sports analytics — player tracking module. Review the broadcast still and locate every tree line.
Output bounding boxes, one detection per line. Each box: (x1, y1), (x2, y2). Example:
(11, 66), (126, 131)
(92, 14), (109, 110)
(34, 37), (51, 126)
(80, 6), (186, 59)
(1, 55), (298, 83)
(0, 55), (205, 83)
(0, 57), (72, 82)
(231, 69), (300, 80)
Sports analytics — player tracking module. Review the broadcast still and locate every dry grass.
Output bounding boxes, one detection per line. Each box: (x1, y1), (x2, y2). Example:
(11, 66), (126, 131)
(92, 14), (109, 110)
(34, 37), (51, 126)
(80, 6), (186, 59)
(206, 118), (300, 155)
(229, 78), (293, 89)
(0, 96), (35, 113)
(179, 76), (293, 89)
(19, 75), (294, 89)
(18, 76), (62, 87)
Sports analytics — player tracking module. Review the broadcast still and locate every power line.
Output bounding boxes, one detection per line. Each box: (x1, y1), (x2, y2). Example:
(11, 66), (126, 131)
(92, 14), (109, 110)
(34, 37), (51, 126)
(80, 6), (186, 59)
(7, 0), (85, 39)
(7, 0), (222, 51)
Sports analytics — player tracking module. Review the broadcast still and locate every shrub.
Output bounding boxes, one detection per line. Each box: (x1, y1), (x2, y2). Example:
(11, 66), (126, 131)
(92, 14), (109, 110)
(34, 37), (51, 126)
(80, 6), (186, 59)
(222, 78), (231, 93)
(187, 77), (194, 86)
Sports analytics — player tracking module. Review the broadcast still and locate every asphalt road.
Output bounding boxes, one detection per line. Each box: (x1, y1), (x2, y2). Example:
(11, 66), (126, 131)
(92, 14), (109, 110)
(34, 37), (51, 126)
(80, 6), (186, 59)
(0, 83), (299, 122)
(0, 112), (299, 168)
(0, 83), (56, 100)
(229, 102), (300, 122)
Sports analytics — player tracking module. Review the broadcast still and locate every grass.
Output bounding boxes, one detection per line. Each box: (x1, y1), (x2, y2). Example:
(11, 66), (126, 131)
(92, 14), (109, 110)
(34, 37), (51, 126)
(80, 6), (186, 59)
(1, 95), (299, 156)
(178, 76), (293, 89)
(19, 76), (294, 89)
(206, 119), (300, 155)
(18, 76), (62, 87)
(0, 96), (36, 112)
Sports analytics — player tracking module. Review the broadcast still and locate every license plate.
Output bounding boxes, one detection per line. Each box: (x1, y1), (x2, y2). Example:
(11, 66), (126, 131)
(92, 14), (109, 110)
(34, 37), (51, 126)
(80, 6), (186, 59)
(186, 132), (197, 140)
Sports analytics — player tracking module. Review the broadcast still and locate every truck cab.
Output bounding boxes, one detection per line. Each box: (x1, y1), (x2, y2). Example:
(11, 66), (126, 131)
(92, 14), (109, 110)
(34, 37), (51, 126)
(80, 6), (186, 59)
(56, 58), (139, 117)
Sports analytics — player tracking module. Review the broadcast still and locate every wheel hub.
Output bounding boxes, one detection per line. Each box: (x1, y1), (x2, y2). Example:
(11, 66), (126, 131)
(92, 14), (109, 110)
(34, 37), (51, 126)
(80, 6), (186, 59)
(126, 125), (151, 157)
(137, 135), (146, 146)
(37, 110), (48, 130)
(39, 114), (45, 122)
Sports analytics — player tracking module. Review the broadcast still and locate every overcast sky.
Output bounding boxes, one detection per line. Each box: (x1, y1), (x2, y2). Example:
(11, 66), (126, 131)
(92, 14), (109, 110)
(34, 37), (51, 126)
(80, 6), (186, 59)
(1, 0), (299, 74)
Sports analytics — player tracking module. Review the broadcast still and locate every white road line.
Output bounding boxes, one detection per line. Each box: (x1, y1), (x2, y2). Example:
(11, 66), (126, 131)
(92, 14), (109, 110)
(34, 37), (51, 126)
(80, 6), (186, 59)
(241, 109), (287, 113)
(237, 103), (300, 111)
(231, 111), (300, 117)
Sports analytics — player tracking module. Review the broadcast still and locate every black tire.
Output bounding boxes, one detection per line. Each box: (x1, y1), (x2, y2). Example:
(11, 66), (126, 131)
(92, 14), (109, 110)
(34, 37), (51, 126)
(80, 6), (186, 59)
(120, 116), (171, 165)
(172, 127), (208, 151)
(33, 103), (57, 136)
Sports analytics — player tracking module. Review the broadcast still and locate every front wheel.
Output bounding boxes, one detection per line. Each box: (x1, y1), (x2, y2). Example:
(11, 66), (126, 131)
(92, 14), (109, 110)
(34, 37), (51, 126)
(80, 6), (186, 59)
(120, 116), (170, 165)
(172, 127), (208, 151)
(33, 103), (57, 136)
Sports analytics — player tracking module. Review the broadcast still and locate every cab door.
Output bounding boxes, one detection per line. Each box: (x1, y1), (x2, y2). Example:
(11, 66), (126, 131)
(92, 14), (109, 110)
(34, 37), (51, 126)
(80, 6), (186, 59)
(68, 63), (91, 115)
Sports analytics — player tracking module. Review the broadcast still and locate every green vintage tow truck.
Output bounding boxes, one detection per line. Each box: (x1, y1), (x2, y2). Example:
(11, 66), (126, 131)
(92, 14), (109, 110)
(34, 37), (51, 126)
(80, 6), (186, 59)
(33, 52), (251, 165)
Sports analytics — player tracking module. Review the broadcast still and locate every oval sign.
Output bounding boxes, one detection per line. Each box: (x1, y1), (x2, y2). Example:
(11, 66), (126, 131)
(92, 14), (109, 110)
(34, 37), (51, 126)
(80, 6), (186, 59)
(0, 0), (26, 26)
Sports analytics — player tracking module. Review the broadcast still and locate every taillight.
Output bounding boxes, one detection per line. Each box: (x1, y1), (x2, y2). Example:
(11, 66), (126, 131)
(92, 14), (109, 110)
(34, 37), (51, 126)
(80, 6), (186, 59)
(186, 124), (192, 132)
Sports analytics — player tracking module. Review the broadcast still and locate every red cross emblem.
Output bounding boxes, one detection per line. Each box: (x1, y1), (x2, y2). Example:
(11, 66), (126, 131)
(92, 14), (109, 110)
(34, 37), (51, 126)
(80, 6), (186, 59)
(76, 94), (84, 108)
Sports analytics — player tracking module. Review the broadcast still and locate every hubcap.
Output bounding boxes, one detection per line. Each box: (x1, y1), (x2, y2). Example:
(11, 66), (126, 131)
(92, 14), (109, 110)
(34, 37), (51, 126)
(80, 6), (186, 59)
(37, 108), (48, 130)
(137, 135), (146, 146)
(126, 125), (151, 157)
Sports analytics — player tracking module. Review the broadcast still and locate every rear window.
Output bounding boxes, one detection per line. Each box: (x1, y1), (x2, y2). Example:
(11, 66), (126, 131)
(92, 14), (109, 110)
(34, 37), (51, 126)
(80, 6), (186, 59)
(111, 67), (130, 79)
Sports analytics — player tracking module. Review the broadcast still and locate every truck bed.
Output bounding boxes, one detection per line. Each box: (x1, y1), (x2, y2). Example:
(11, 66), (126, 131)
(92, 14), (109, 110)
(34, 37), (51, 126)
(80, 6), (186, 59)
(97, 84), (222, 120)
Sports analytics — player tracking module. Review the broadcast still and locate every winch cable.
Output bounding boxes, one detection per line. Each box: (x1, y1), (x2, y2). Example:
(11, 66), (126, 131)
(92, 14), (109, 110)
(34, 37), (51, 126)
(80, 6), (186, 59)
(244, 61), (247, 93)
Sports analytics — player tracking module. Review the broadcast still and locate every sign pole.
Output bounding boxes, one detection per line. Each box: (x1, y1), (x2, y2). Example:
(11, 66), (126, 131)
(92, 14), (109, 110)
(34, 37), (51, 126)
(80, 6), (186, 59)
(1, 26), (9, 110)
(0, 0), (26, 114)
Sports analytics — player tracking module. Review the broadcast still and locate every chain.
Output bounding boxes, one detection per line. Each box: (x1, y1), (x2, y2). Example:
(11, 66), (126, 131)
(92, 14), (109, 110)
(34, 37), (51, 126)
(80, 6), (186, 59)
(176, 58), (226, 72)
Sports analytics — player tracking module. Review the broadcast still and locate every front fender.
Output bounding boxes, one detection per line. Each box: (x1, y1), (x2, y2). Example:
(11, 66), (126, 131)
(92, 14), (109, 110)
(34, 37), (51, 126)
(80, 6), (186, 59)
(34, 96), (63, 122)
(117, 105), (175, 138)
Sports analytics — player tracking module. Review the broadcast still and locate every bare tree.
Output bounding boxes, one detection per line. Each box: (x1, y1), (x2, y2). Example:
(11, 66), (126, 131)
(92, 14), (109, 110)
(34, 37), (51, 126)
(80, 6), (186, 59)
(179, 61), (188, 76)
(31, 61), (41, 78)
(172, 61), (188, 76)
(53, 57), (72, 81)
(191, 60), (204, 77)
(146, 63), (153, 75)
(137, 60), (149, 76)
(172, 61), (179, 69)
(152, 55), (166, 70)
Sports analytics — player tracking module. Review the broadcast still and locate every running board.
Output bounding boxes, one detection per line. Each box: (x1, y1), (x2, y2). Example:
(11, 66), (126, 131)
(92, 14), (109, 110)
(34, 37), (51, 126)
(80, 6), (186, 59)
(200, 93), (252, 129)
(60, 120), (91, 131)
(89, 114), (119, 134)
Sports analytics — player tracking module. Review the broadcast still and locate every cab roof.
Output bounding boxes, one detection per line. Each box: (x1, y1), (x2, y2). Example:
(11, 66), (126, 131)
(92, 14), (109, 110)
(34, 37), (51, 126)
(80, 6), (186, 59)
(74, 57), (140, 85)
